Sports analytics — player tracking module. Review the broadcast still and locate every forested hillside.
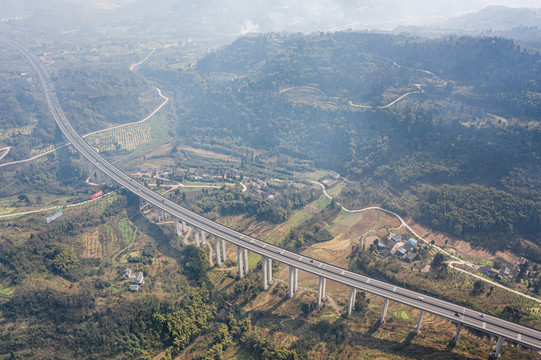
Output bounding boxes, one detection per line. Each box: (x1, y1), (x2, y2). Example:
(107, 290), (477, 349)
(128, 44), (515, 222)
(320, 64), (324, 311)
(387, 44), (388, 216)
(143, 32), (541, 259)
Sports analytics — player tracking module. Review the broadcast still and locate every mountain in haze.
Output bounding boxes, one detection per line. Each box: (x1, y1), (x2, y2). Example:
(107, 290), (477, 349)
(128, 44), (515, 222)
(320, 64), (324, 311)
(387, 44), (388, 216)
(442, 5), (541, 30)
(394, 6), (541, 49)
(3, 0), (541, 36)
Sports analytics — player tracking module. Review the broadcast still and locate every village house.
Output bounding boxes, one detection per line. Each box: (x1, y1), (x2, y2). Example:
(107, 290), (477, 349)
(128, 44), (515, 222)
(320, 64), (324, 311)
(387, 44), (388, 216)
(131, 271), (144, 285)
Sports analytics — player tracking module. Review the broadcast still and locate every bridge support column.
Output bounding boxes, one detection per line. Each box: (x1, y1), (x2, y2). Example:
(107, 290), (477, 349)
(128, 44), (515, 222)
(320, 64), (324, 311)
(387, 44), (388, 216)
(452, 323), (462, 345)
(380, 298), (389, 323)
(317, 276), (326, 306)
(243, 248), (249, 274)
(490, 336), (505, 359)
(175, 219), (182, 237)
(221, 239), (227, 262)
(214, 237), (222, 266)
(201, 230), (207, 247)
(288, 266), (296, 298)
(413, 310), (424, 335)
(237, 246), (244, 278)
(194, 228), (201, 247)
(267, 259), (272, 284)
(181, 220), (187, 234)
(261, 256), (268, 290)
(348, 287), (356, 316)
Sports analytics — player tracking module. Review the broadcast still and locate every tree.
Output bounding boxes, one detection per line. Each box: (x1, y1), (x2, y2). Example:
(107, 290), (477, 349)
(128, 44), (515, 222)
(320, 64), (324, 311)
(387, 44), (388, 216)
(51, 244), (78, 274)
(471, 280), (485, 296)
(431, 253), (445, 268)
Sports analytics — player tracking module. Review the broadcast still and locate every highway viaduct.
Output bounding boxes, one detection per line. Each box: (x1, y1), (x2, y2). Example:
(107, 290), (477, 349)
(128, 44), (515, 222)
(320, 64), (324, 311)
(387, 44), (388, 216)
(4, 36), (541, 359)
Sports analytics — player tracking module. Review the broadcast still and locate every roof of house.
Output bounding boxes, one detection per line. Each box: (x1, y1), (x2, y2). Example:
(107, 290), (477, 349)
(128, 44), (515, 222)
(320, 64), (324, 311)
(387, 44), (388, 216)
(390, 234), (403, 242)
(403, 242), (415, 252)
(378, 249), (391, 258)
(397, 247), (408, 255)
(129, 284), (139, 291)
(405, 253), (418, 262)
(131, 271), (144, 284)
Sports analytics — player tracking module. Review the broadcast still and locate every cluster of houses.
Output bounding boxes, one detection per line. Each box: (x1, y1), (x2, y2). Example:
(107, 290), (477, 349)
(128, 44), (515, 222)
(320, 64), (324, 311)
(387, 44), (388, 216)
(120, 268), (144, 291)
(478, 265), (516, 280)
(249, 178), (276, 200)
(376, 233), (424, 262)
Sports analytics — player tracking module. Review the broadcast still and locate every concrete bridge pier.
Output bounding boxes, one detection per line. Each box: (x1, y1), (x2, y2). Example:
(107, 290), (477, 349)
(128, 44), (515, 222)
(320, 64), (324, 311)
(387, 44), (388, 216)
(194, 228), (201, 247)
(380, 298), (389, 323)
(237, 246), (245, 278)
(266, 258), (272, 284)
(347, 287), (357, 315)
(221, 239), (227, 262)
(201, 230), (207, 247)
(288, 266), (298, 298)
(413, 310), (424, 335)
(261, 256), (269, 290)
(243, 248), (249, 274)
(214, 237), (222, 266)
(452, 323), (462, 345)
(317, 276), (326, 306)
(490, 336), (505, 359)
(175, 219), (182, 237)
(181, 220), (187, 234)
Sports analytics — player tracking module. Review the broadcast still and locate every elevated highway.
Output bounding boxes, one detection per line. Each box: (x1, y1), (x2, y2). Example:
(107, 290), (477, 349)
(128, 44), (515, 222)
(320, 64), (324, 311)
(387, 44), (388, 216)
(4, 36), (541, 358)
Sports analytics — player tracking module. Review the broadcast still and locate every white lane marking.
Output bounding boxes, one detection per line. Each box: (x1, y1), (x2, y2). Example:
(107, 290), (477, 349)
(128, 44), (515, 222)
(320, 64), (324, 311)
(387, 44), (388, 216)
(298, 256), (302, 260)
(262, 243), (267, 248)
(482, 322), (486, 329)
(463, 308), (466, 314)
(250, 240), (254, 243)
(518, 334), (522, 340)
(366, 279), (371, 283)
(318, 263), (322, 268)
(240, 235), (245, 239)
(341, 270), (345, 275)
(280, 250), (284, 254)
(393, 286), (397, 292)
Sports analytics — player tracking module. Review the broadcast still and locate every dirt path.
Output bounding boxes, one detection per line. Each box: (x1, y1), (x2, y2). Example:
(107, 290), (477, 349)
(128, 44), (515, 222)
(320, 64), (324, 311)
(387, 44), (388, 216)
(0, 191), (115, 219)
(129, 48), (155, 72)
(0, 146), (11, 161)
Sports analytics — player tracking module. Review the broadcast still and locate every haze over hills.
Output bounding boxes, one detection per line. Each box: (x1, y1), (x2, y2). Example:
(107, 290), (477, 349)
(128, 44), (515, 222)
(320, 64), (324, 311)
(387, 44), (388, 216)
(442, 5), (541, 30)
(2, 0), (541, 34)
(394, 5), (541, 49)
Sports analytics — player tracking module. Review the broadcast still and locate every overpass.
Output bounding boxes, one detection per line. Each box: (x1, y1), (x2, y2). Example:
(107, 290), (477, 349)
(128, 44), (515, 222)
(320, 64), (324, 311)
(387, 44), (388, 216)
(4, 36), (541, 358)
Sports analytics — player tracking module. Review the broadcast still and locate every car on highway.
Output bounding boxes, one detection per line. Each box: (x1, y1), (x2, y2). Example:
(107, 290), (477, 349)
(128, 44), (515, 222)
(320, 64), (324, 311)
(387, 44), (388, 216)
(479, 313), (485, 318)
(418, 296), (424, 300)
(455, 313), (460, 317)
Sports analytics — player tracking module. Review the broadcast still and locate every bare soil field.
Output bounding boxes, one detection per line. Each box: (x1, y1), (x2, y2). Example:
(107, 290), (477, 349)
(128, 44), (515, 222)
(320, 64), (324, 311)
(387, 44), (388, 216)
(176, 145), (240, 162)
(80, 230), (102, 259)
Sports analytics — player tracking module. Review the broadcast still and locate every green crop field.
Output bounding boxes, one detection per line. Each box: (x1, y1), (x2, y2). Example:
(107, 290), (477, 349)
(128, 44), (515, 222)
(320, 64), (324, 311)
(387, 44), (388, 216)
(86, 115), (171, 152)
